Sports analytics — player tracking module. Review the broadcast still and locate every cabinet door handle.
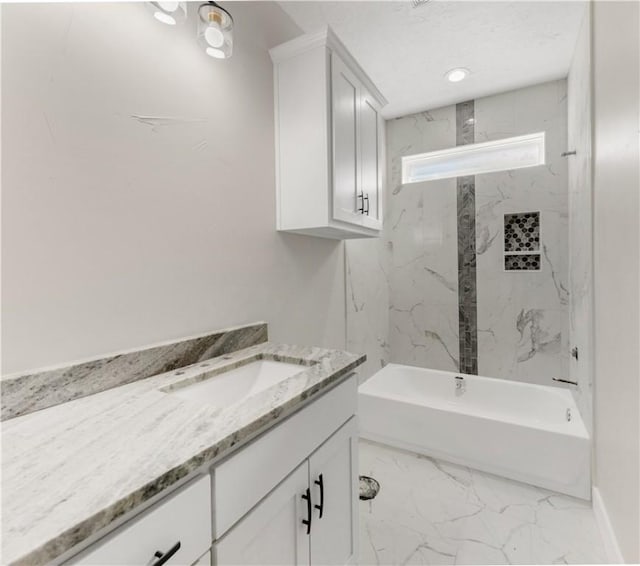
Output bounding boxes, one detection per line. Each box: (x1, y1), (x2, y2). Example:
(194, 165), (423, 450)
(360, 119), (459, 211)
(151, 541), (181, 566)
(357, 192), (365, 214)
(301, 488), (312, 535)
(364, 194), (370, 215)
(314, 474), (324, 519)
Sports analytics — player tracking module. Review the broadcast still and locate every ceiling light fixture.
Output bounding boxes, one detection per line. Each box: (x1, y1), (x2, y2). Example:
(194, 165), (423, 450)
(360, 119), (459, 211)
(445, 68), (470, 83)
(198, 2), (233, 59)
(148, 1), (187, 26)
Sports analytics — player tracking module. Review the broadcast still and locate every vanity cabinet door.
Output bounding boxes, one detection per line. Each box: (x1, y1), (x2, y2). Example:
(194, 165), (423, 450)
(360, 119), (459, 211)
(309, 417), (359, 566)
(214, 462), (311, 566)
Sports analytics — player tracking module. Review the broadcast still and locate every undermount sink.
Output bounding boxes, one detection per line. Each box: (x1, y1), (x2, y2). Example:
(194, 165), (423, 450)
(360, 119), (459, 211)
(166, 360), (306, 408)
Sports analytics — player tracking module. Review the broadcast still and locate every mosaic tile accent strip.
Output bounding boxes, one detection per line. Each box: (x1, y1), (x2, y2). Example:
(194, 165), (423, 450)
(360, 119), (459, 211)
(504, 212), (540, 252)
(456, 100), (478, 375)
(505, 254), (541, 271)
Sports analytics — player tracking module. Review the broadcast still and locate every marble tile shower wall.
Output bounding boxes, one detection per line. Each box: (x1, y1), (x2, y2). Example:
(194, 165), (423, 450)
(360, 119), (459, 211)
(474, 80), (569, 384)
(347, 79), (570, 386)
(386, 106), (461, 373)
(346, 237), (391, 382)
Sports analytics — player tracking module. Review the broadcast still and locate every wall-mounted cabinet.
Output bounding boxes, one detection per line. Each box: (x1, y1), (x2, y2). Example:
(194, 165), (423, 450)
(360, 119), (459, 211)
(270, 27), (387, 239)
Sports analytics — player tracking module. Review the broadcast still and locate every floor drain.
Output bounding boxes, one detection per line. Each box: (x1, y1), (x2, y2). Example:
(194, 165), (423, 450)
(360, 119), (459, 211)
(359, 476), (380, 501)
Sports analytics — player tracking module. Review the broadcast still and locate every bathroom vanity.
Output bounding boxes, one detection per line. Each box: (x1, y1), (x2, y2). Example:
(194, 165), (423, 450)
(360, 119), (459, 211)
(1, 340), (364, 566)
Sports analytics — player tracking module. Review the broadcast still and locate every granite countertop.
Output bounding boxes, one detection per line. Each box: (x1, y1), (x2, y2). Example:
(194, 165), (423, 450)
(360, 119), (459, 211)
(2, 342), (365, 566)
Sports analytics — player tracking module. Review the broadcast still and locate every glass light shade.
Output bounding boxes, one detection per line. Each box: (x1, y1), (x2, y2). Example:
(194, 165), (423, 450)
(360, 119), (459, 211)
(205, 26), (225, 48)
(206, 47), (226, 59)
(148, 1), (187, 25)
(402, 132), (546, 184)
(198, 2), (233, 59)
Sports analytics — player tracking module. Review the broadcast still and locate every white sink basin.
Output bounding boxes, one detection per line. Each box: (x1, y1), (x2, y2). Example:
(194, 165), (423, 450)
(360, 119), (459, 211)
(167, 360), (306, 408)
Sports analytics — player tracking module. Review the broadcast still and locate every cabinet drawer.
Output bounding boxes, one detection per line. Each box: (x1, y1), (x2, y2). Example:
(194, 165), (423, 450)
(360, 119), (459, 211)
(212, 375), (357, 538)
(66, 475), (212, 566)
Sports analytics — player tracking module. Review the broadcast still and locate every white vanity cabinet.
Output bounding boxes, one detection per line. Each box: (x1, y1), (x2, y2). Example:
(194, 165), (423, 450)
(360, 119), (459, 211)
(214, 418), (358, 566)
(66, 476), (212, 566)
(64, 375), (358, 566)
(211, 377), (359, 566)
(270, 27), (387, 239)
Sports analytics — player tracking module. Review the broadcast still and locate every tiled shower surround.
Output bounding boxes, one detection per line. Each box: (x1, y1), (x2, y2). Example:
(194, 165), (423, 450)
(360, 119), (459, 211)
(346, 79), (569, 386)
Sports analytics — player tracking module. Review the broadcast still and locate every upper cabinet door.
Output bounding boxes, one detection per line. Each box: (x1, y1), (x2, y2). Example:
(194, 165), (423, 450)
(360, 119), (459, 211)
(308, 417), (359, 566)
(359, 92), (383, 230)
(331, 53), (362, 226)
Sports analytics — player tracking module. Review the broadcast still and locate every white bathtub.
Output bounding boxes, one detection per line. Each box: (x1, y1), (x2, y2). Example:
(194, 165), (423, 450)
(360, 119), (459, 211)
(359, 363), (591, 499)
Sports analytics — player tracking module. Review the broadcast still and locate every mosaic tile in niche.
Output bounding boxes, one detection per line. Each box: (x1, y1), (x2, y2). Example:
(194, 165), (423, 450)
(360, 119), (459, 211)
(504, 212), (540, 252)
(505, 254), (541, 271)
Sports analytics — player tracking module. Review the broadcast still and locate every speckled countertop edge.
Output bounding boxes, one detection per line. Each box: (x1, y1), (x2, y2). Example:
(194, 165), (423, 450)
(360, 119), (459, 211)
(2, 342), (365, 566)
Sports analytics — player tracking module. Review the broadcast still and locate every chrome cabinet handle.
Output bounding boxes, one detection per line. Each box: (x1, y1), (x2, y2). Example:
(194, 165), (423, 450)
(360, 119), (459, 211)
(364, 194), (370, 215)
(357, 192), (365, 214)
(314, 474), (324, 519)
(301, 488), (312, 535)
(150, 541), (181, 566)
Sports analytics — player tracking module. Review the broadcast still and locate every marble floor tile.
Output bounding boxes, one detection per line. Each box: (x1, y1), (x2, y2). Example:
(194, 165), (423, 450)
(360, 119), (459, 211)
(358, 440), (607, 565)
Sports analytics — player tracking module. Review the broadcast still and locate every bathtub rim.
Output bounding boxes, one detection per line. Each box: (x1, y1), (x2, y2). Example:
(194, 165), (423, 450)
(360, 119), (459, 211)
(359, 363), (589, 439)
(362, 362), (580, 396)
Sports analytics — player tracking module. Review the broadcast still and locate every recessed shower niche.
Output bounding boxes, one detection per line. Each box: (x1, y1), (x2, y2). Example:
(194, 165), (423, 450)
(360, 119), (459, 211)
(504, 211), (541, 271)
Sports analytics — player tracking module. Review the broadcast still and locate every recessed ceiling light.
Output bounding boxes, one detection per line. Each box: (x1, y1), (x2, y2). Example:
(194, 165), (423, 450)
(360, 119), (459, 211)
(445, 68), (470, 83)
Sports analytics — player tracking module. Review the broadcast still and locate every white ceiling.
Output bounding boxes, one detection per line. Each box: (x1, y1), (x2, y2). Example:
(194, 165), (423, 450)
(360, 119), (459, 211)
(278, 1), (586, 118)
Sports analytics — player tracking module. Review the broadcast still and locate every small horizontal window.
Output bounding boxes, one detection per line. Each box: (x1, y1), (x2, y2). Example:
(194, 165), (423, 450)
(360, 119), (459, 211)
(401, 132), (546, 184)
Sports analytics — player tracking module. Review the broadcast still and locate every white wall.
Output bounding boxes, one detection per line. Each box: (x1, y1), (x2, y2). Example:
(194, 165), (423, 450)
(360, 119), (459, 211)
(567, 6), (593, 434)
(1, 2), (346, 375)
(592, 1), (640, 562)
